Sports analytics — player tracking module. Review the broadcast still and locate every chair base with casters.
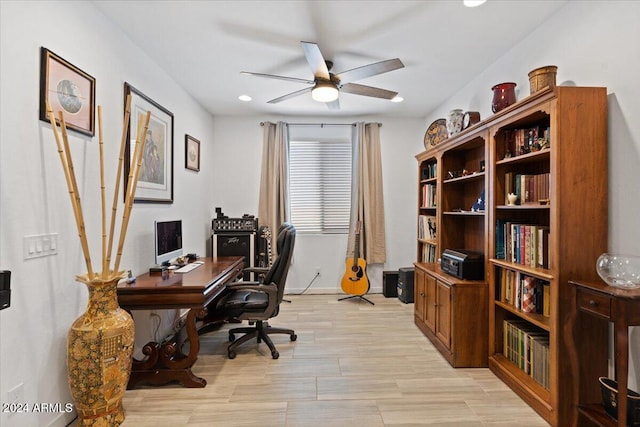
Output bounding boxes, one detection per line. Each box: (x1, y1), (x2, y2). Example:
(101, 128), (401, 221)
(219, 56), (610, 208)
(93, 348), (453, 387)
(227, 320), (296, 359)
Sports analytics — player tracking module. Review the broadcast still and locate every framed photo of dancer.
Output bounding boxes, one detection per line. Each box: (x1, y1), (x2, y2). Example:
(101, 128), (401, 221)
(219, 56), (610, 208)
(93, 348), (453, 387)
(123, 82), (174, 203)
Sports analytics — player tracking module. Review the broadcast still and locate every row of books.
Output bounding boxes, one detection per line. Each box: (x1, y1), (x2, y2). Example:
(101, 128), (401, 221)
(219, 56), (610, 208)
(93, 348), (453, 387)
(418, 215), (437, 241)
(495, 269), (550, 316)
(503, 125), (551, 158)
(503, 319), (550, 390)
(421, 183), (436, 208)
(495, 221), (550, 269)
(504, 172), (550, 205)
(420, 242), (437, 263)
(421, 163), (437, 180)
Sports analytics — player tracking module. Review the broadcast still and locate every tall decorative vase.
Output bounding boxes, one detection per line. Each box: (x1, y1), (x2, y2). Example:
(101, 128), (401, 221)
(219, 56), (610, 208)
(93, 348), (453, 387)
(67, 272), (134, 426)
(491, 82), (517, 113)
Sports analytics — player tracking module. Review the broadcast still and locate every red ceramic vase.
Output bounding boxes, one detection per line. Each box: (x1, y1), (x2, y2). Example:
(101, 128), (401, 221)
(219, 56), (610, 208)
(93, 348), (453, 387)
(491, 82), (517, 113)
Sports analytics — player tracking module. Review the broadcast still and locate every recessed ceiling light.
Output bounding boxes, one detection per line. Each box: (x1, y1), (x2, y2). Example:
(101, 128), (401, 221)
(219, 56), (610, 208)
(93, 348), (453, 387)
(463, 0), (486, 7)
(238, 95), (252, 102)
(391, 96), (404, 103)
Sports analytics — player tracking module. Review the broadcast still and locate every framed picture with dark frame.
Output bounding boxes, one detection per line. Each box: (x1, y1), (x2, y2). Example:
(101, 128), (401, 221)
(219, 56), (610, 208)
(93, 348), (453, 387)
(185, 135), (200, 172)
(39, 47), (96, 136)
(123, 82), (174, 204)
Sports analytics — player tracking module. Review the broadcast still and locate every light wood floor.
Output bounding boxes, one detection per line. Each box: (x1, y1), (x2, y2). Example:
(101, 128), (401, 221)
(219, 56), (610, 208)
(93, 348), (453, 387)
(121, 294), (549, 426)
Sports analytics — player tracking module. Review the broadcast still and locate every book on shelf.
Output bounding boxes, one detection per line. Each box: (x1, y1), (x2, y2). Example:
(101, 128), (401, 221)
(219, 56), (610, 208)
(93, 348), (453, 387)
(421, 242), (437, 263)
(422, 163), (437, 180)
(418, 215), (437, 241)
(496, 270), (550, 315)
(503, 319), (550, 389)
(504, 172), (550, 205)
(495, 221), (549, 269)
(421, 183), (436, 208)
(503, 126), (551, 159)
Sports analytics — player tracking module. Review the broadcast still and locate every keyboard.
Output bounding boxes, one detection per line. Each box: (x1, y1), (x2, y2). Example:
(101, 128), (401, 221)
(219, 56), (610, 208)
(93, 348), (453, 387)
(175, 262), (204, 273)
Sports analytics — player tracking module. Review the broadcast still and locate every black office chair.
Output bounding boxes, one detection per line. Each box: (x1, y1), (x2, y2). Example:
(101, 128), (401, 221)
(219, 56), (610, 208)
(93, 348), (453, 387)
(216, 223), (297, 359)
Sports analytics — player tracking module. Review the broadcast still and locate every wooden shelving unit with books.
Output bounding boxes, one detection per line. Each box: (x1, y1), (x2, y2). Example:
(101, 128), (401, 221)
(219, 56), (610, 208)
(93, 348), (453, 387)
(415, 86), (609, 426)
(415, 125), (489, 368)
(487, 86), (609, 426)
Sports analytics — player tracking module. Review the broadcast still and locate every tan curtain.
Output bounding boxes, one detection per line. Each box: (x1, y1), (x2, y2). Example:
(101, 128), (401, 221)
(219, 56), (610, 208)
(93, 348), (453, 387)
(347, 122), (386, 264)
(258, 121), (289, 250)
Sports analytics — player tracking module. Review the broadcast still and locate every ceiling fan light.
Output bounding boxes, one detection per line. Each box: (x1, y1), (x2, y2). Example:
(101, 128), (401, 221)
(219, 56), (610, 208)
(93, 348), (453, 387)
(391, 96), (404, 103)
(311, 82), (339, 102)
(463, 0), (486, 7)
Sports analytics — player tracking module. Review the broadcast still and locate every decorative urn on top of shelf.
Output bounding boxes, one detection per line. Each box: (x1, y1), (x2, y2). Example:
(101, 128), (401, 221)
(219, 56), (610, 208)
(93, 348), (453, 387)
(528, 65), (557, 94)
(446, 109), (464, 136)
(491, 82), (517, 113)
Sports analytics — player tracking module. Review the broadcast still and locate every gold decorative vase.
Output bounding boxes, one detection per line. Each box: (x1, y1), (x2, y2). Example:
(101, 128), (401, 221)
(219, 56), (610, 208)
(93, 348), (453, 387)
(67, 272), (134, 426)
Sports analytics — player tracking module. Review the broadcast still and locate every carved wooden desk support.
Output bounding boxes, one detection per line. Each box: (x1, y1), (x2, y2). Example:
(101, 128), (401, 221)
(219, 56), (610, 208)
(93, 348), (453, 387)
(117, 257), (244, 389)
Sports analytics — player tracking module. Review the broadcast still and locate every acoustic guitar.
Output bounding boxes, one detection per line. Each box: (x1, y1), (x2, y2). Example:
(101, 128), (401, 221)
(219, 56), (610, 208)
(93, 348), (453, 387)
(340, 221), (370, 296)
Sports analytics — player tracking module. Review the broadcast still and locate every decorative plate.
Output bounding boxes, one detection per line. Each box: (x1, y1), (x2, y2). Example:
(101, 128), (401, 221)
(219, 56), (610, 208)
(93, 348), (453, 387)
(424, 118), (448, 148)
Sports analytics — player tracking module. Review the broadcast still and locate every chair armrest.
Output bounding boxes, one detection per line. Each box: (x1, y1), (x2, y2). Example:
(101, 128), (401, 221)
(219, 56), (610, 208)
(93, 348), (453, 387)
(225, 283), (277, 298)
(243, 267), (269, 274)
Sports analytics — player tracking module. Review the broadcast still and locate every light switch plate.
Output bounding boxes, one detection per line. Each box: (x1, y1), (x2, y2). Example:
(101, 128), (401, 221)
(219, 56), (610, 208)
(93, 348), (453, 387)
(24, 233), (58, 259)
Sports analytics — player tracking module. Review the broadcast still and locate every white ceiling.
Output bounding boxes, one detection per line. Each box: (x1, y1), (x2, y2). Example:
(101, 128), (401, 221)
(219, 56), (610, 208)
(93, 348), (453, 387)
(93, 0), (568, 119)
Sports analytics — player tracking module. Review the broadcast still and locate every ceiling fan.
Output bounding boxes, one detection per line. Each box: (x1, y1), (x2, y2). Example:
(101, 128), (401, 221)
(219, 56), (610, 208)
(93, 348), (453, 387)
(241, 41), (405, 110)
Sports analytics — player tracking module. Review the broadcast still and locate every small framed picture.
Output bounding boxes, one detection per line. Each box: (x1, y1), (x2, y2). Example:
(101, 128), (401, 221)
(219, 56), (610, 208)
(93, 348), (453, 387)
(185, 135), (200, 172)
(39, 47), (96, 136)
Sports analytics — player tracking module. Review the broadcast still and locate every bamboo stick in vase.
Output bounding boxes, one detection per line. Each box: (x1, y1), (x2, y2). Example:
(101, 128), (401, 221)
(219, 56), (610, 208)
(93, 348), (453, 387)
(59, 112), (95, 280)
(45, 103), (94, 279)
(113, 111), (151, 273)
(105, 94), (131, 275)
(98, 106), (108, 278)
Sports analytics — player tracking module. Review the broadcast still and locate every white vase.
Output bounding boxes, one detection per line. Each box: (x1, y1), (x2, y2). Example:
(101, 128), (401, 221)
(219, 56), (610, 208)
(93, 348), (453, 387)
(446, 109), (464, 137)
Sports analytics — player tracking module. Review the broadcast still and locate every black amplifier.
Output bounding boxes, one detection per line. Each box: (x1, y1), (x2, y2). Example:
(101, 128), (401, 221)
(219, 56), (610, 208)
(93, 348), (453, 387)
(212, 216), (258, 233)
(441, 249), (484, 280)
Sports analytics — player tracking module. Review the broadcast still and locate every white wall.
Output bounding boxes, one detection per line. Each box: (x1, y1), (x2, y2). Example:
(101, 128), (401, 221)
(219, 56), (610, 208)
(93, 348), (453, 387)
(210, 115), (423, 294)
(0, 2), (219, 426)
(422, 0), (640, 389)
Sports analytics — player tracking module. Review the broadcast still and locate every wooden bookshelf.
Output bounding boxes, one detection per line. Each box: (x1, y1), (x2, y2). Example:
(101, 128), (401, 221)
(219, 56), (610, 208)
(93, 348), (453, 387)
(415, 86), (609, 426)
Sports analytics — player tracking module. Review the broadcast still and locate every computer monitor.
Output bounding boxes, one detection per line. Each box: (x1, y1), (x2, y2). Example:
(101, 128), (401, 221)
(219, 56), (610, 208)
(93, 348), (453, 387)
(154, 220), (183, 265)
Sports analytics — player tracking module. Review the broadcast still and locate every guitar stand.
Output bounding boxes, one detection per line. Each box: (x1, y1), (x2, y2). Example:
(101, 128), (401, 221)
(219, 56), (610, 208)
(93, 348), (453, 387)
(338, 294), (375, 305)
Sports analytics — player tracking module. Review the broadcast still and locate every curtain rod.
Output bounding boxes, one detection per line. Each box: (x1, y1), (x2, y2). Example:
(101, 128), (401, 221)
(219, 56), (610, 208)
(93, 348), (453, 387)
(260, 122), (382, 127)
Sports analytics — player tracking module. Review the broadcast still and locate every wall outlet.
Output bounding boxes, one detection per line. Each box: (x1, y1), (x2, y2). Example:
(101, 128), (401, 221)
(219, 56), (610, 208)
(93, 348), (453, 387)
(7, 382), (24, 404)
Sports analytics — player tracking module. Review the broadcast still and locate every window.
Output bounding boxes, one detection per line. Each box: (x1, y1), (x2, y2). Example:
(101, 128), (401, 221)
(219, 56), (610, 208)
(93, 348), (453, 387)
(289, 139), (352, 234)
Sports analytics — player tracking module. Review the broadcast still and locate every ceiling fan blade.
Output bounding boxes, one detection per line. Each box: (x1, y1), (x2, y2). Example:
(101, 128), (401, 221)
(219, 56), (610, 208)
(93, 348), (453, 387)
(267, 87), (312, 104)
(340, 83), (398, 100)
(241, 71), (315, 85)
(326, 98), (340, 110)
(301, 41), (330, 80)
(335, 58), (404, 85)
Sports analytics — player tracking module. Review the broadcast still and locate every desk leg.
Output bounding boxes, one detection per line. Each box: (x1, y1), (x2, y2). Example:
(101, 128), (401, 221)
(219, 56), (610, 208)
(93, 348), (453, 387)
(128, 308), (206, 389)
(615, 322), (628, 427)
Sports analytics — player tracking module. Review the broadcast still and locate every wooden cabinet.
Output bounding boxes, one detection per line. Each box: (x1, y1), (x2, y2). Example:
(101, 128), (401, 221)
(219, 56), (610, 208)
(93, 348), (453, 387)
(415, 86), (609, 426)
(414, 263), (487, 367)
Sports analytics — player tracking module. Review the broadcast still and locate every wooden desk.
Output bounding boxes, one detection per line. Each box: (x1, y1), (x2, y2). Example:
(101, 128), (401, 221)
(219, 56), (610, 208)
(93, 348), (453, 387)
(117, 256), (244, 388)
(570, 279), (640, 427)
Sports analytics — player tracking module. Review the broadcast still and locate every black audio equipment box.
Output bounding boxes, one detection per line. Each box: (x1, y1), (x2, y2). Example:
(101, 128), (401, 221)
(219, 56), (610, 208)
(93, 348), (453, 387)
(441, 249), (484, 280)
(382, 271), (399, 298)
(397, 267), (415, 303)
(212, 216), (258, 233)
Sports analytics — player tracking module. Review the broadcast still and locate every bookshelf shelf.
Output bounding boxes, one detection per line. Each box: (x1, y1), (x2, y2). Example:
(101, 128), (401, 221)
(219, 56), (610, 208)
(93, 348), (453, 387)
(421, 177), (437, 184)
(489, 259), (554, 281)
(443, 171), (485, 184)
(494, 300), (551, 331)
(417, 86), (608, 426)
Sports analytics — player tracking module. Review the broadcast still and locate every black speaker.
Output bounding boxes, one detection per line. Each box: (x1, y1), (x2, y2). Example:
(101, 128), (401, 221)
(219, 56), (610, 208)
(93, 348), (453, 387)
(212, 232), (255, 280)
(397, 267), (415, 304)
(383, 271), (399, 297)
